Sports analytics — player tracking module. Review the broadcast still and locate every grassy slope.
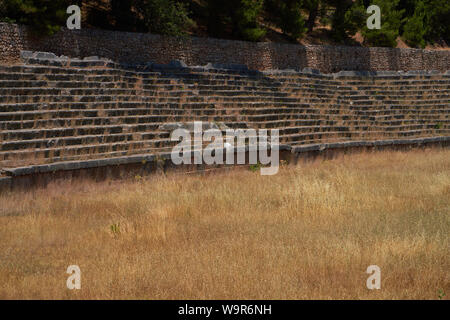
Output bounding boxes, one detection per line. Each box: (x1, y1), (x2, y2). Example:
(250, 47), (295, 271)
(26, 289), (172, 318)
(0, 149), (449, 299)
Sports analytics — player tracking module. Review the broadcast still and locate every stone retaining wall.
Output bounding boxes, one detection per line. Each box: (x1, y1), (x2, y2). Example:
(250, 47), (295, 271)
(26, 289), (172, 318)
(1, 23), (449, 72)
(1, 138), (449, 193)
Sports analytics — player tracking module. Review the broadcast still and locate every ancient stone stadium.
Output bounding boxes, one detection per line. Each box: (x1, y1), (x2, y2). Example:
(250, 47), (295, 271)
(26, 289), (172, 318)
(0, 47), (449, 191)
(0, 21), (449, 300)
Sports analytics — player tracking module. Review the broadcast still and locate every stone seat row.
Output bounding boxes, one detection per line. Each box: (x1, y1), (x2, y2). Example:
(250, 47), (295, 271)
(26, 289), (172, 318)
(1, 92), (448, 106)
(4, 117), (446, 142)
(3, 63), (449, 82)
(1, 72), (448, 87)
(3, 127), (448, 166)
(2, 125), (445, 160)
(2, 99), (448, 113)
(1, 64), (447, 83)
(1, 102), (445, 120)
(1, 113), (447, 132)
(1, 111), (446, 133)
(1, 75), (448, 95)
(1, 106), (447, 125)
(3, 86), (448, 100)
(2, 120), (448, 153)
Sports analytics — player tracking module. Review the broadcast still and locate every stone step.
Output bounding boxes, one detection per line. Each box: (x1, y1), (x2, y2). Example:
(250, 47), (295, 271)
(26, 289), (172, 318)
(0, 65), (152, 77)
(1, 107), (446, 125)
(348, 97), (450, 104)
(0, 93), (340, 104)
(251, 118), (450, 129)
(0, 124), (170, 141)
(1, 64), (445, 81)
(0, 146), (176, 168)
(290, 136), (450, 152)
(353, 108), (450, 115)
(0, 140), (176, 164)
(0, 99), (346, 112)
(280, 129), (449, 144)
(0, 135), (255, 165)
(1, 112), (447, 133)
(0, 65), (445, 85)
(0, 130), (176, 151)
(327, 104), (434, 113)
(1, 96), (447, 109)
(1, 77), (448, 94)
(2, 119), (448, 152)
(0, 79), (342, 90)
(0, 106), (352, 122)
(277, 125), (450, 135)
(0, 109), (245, 121)
(2, 126), (447, 167)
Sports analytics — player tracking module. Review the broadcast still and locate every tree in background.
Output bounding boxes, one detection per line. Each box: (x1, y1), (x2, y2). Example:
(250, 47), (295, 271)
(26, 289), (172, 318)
(0, 0), (13, 23)
(207, 0), (265, 42)
(399, 0), (449, 48)
(304, 0), (320, 33)
(206, 0), (229, 38)
(266, 0), (306, 40)
(0, 0), (70, 35)
(402, 0), (426, 48)
(135, 0), (195, 36)
(360, 0), (405, 47)
(421, 0), (450, 44)
(110, 0), (136, 32)
(327, 0), (355, 42)
(343, 0), (448, 48)
(0, 0), (448, 46)
(235, 0), (266, 41)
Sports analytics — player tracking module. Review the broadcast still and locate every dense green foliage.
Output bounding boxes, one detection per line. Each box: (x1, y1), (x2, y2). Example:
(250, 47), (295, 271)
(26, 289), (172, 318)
(402, 1), (426, 48)
(361, 0), (405, 47)
(134, 0), (195, 36)
(207, 0), (266, 41)
(265, 0), (306, 40)
(0, 0), (448, 46)
(0, 0), (70, 35)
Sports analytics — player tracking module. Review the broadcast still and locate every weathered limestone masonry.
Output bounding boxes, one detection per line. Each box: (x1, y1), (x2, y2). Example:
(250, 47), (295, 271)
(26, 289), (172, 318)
(0, 51), (449, 191)
(1, 23), (449, 72)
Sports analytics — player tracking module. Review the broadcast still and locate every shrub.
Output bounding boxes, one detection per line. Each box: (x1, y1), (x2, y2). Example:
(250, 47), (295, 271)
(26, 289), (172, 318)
(207, 0), (265, 42)
(402, 10), (426, 48)
(273, 0), (307, 40)
(234, 0), (266, 41)
(421, 0), (450, 44)
(134, 0), (195, 37)
(361, 0), (405, 47)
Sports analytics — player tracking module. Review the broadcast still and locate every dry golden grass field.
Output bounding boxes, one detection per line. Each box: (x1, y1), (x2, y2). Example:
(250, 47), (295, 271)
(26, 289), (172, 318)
(0, 149), (449, 299)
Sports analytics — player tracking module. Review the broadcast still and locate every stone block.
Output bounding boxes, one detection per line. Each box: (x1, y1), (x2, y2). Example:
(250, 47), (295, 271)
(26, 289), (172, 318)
(20, 50), (33, 59)
(302, 67), (321, 75)
(33, 51), (58, 59)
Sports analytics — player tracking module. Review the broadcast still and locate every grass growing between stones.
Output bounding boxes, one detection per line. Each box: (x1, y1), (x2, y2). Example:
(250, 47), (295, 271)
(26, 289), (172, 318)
(0, 149), (449, 299)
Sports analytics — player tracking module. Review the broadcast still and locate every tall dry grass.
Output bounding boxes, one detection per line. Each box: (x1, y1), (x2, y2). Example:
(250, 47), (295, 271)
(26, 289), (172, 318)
(0, 149), (449, 299)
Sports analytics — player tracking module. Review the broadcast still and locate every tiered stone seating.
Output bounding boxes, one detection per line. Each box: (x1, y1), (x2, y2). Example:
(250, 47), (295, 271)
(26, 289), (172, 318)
(0, 55), (449, 182)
